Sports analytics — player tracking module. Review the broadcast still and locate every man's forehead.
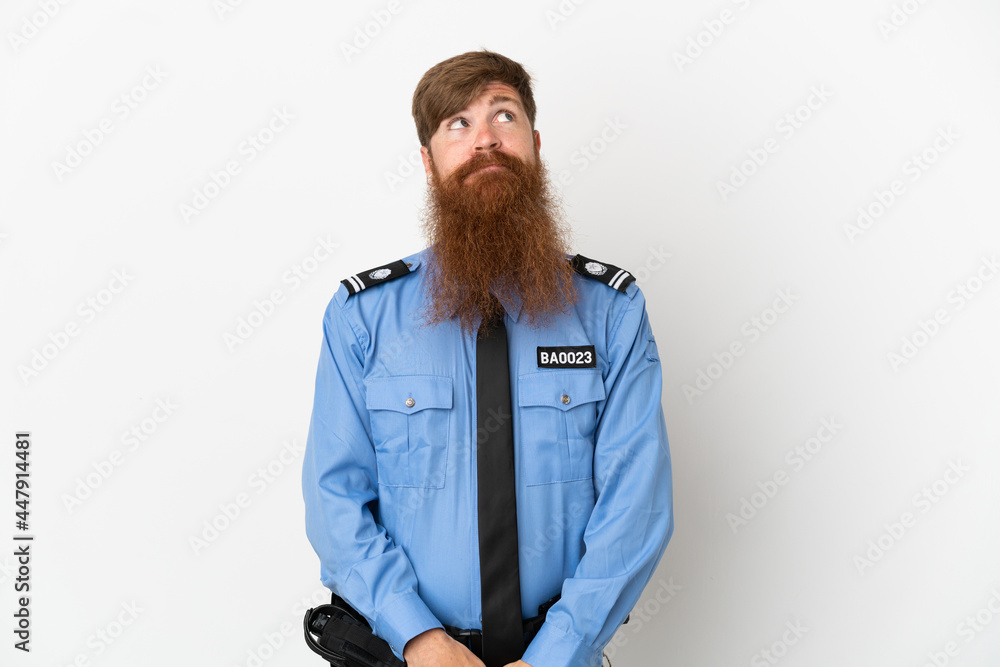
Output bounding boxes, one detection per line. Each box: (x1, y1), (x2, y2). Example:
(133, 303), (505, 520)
(465, 81), (525, 111)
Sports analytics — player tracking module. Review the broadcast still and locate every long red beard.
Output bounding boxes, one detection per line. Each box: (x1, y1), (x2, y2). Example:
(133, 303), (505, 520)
(419, 148), (577, 334)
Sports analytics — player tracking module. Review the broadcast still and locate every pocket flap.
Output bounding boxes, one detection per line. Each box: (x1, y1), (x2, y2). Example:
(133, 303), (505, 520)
(517, 369), (605, 411)
(365, 375), (453, 414)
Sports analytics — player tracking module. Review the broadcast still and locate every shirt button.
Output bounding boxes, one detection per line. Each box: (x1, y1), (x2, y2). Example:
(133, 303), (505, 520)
(405, 397), (416, 408)
(561, 394), (571, 405)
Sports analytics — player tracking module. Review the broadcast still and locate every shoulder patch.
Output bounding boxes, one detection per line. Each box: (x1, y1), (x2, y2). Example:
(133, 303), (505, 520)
(341, 259), (412, 296)
(569, 254), (635, 294)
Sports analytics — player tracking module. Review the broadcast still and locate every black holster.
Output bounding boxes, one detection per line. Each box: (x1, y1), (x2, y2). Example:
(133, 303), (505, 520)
(304, 593), (405, 667)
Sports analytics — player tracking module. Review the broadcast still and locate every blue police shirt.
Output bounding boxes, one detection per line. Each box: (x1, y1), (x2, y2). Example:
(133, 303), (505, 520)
(302, 247), (674, 667)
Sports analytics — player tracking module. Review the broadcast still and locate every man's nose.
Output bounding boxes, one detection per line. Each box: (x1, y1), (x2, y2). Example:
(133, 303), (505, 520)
(473, 124), (501, 151)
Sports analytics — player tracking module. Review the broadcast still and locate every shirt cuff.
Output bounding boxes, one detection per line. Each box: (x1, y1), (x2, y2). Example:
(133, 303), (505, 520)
(373, 590), (444, 661)
(521, 620), (604, 667)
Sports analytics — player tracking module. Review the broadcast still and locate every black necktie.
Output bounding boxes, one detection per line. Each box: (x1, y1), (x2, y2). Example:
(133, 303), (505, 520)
(476, 303), (523, 666)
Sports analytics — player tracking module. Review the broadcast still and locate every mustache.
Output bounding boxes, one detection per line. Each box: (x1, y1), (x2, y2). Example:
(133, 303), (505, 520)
(450, 150), (526, 182)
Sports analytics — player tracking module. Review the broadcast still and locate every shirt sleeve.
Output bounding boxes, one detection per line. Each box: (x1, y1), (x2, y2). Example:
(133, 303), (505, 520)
(521, 288), (675, 667)
(301, 296), (444, 660)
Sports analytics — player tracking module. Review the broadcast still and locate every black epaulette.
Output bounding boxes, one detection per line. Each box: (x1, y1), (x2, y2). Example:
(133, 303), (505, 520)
(340, 259), (412, 296)
(569, 254), (635, 294)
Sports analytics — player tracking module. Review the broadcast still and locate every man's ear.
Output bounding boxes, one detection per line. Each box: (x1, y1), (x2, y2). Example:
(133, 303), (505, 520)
(421, 145), (433, 180)
(534, 129), (541, 152)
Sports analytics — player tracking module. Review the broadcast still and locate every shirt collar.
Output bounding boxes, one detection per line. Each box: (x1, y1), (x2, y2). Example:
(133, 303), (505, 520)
(496, 290), (522, 323)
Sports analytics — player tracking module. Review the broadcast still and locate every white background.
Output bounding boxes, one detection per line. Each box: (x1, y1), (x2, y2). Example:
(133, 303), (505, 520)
(2, 1), (999, 666)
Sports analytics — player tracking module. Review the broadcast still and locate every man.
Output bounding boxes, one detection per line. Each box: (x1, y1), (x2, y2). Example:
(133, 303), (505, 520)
(302, 50), (673, 667)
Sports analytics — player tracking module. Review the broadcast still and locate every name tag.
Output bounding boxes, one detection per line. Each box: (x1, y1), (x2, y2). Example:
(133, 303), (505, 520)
(537, 345), (596, 369)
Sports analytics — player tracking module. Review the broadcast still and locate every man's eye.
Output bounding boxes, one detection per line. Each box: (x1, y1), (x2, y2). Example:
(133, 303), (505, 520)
(496, 111), (515, 123)
(449, 118), (470, 130)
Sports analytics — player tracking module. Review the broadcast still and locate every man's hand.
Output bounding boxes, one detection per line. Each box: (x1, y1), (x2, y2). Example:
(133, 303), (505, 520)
(502, 661), (534, 667)
(403, 628), (486, 667)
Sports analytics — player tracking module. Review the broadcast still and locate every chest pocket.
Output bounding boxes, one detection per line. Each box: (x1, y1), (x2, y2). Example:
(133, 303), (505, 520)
(517, 369), (606, 486)
(365, 375), (452, 488)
